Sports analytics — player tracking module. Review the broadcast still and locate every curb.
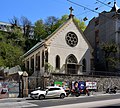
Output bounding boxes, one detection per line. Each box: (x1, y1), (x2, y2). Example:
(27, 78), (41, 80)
(0, 97), (27, 103)
(1, 92), (120, 102)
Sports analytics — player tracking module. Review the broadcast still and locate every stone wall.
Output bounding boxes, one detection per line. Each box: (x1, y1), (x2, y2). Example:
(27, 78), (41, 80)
(49, 73), (120, 92)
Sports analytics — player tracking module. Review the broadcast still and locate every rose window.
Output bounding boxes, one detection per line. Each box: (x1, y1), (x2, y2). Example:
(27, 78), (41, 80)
(65, 32), (78, 47)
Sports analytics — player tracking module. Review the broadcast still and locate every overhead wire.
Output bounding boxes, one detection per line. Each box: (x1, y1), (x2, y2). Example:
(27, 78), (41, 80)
(66, 0), (120, 42)
(96, 0), (112, 8)
(76, 10), (91, 16)
(66, 0), (100, 22)
(67, 0), (100, 14)
(75, 10), (91, 21)
(71, 0), (112, 21)
(95, 0), (107, 4)
(67, 0), (120, 24)
(94, 0), (114, 12)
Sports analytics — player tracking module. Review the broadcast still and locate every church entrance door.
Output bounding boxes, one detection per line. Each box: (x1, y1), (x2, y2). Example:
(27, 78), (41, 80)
(66, 54), (78, 74)
(67, 63), (77, 74)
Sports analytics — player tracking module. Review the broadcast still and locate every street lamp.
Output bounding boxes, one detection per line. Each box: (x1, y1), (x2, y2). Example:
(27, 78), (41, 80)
(18, 71), (23, 98)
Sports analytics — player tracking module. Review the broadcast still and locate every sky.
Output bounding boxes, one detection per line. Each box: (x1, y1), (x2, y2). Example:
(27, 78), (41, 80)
(0, 0), (120, 25)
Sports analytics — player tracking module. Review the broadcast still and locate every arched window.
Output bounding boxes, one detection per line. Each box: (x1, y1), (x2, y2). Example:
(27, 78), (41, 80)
(30, 56), (34, 71)
(66, 54), (77, 64)
(42, 51), (44, 67)
(56, 55), (60, 69)
(35, 53), (40, 71)
(45, 51), (48, 63)
(27, 60), (29, 71)
(82, 59), (86, 72)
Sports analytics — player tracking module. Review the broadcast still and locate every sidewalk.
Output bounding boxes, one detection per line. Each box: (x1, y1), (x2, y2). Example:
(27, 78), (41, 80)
(0, 97), (26, 103)
(90, 91), (105, 96)
(90, 90), (120, 96)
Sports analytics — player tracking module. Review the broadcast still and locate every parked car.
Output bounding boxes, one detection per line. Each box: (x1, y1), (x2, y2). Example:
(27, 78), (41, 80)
(30, 86), (66, 100)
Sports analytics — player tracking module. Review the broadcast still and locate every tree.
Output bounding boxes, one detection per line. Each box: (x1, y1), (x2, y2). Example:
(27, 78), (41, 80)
(34, 19), (47, 40)
(9, 16), (19, 28)
(20, 16), (34, 52)
(56, 15), (86, 32)
(20, 16), (32, 38)
(34, 16), (59, 42)
(0, 40), (24, 67)
(45, 16), (59, 36)
(0, 27), (24, 68)
(45, 62), (53, 73)
(9, 16), (33, 52)
(57, 15), (68, 25)
(74, 18), (86, 31)
(101, 43), (118, 71)
(10, 26), (25, 47)
(34, 15), (86, 41)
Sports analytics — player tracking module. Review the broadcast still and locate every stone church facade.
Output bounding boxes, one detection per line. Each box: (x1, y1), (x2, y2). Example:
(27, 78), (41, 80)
(23, 16), (92, 77)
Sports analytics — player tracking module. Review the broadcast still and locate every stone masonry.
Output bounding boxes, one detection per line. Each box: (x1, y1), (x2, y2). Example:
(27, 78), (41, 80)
(48, 73), (120, 92)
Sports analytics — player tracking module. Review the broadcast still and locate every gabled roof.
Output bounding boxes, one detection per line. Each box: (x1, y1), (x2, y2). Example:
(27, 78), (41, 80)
(44, 18), (71, 41)
(22, 40), (44, 58)
(23, 17), (93, 58)
(72, 18), (93, 51)
(23, 17), (72, 58)
(45, 17), (92, 51)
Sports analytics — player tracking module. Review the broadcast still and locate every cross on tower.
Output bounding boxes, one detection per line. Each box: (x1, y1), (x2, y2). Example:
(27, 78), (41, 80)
(69, 7), (74, 19)
(69, 7), (74, 14)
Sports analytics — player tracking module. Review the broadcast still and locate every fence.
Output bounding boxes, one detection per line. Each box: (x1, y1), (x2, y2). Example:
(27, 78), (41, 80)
(27, 70), (120, 94)
(28, 76), (45, 93)
(89, 70), (120, 77)
(55, 70), (120, 92)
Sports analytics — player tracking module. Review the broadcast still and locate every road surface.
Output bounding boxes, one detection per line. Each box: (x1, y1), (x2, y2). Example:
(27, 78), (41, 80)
(1, 93), (120, 108)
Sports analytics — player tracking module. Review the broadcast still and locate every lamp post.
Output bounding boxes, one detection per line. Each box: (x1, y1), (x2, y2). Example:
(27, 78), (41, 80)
(18, 71), (23, 98)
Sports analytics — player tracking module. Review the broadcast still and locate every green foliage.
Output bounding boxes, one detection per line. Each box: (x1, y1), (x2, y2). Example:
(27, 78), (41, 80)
(101, 43), (117, 58)
(34, 15), (86, 41)
(0, 56), (4, 67)
(101, 42), (118, 70)
(0, 15), (86, 70)
(10, 27), (25, 47)
(45, 16), (59, 35)
(0, 28), (24, 68)
(56, 15), (68, 26)
(34, 19), (47, 40)
(73, 18), (86, 31)
(45, 62), (53, 73)
(20, 16), (32, 38)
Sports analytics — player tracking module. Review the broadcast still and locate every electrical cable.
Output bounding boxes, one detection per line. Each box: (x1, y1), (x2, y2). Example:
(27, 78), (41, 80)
(66, 0), (120, 47)
(96, 0), (112, 8)
(67, 0), (120, 23)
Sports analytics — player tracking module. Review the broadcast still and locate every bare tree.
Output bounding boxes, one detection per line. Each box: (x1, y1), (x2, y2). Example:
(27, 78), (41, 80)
(9, 16), (19, 28)
(20, 16), (32, 38)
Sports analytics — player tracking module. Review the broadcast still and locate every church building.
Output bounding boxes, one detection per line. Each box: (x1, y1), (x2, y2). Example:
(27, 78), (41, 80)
(22, 9), (92, 77)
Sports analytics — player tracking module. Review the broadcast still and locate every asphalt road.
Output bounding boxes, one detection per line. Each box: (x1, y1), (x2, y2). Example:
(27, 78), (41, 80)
(1, 93), (120, 108)
(28, 93), (120, 108)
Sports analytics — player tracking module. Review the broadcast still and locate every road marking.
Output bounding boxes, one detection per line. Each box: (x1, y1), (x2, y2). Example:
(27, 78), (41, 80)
(42, 98), (120, 108)
(0, 101), (38, 108)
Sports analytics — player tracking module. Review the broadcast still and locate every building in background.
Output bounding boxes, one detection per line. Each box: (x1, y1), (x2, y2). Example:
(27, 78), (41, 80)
(84, 1), (120, 71)
(0, 21), (34, 38)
